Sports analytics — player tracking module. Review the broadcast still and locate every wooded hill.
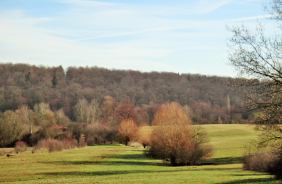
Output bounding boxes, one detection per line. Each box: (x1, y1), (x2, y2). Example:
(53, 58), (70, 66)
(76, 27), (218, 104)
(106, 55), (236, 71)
(0, 63), (248, 124)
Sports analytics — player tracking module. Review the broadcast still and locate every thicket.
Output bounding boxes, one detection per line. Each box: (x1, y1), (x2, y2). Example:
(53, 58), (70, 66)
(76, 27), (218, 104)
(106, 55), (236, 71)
(32, 139), (80, 153)
(14, 141), (27, 153)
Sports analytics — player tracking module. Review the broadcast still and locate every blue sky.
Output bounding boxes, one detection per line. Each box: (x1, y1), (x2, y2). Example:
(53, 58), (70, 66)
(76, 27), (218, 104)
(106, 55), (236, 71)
(0, 0), (271, 77)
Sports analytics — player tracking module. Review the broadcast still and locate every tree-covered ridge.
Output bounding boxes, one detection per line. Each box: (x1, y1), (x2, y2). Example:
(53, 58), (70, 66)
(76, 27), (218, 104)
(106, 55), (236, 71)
(0, 63), (247, 124)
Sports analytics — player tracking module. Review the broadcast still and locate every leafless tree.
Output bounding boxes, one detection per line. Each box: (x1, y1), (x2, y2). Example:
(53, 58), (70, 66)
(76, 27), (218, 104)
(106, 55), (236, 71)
(227, 0), (282, 148)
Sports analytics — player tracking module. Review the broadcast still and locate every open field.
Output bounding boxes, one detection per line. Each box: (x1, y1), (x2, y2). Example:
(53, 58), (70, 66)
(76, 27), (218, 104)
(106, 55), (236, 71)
(0, 124), (280, 184)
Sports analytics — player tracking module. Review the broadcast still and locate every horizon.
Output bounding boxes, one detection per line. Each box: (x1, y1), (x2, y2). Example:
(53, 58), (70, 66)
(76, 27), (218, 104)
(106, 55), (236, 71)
(0, 0), (271, 77)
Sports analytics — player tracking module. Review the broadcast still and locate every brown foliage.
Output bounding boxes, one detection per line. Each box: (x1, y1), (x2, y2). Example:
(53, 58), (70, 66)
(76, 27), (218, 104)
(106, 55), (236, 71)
(0, 63), (246, 125)
(118, 118), (138, 146)
(14, 141), (27, 153)
(243, 149), (282, 179)
(0, 148), (6, 156)
(137, 125), (152, 148)
(0, 111), (25, 147)
(115, 102), (137, 124)
(243, 151), (278, 172)
(33, 139), (77, 153)
(152, 102), (191, 126)
(150, 102), (212, 166)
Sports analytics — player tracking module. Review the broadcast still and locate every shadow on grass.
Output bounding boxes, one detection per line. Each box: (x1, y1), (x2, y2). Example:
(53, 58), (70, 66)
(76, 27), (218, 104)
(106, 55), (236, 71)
(202, 157), (242, 165)
(217, 177), (278, 184)
(45, 160), (168, 166)
(41, 169), (184, 177)
(44, 153), (170, 167)
(44, 154), (243, 168)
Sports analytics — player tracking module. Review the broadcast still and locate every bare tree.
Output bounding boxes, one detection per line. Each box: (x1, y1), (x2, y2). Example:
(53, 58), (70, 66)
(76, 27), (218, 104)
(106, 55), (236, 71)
(227, 0), (282, 148)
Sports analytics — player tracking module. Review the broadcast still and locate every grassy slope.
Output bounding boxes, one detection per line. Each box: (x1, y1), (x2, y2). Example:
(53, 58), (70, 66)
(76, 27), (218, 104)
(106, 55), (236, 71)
(0, 124), (280, 184)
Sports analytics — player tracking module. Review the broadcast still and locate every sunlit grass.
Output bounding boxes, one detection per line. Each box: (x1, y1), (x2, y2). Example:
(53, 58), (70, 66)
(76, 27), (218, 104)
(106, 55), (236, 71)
(0, 124), (279, 183)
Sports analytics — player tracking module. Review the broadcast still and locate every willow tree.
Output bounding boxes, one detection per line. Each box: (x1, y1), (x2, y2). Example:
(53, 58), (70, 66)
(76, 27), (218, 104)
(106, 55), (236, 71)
(0, 111), (24, 147)
(150, 102), (211, 166)
(117, 118), (138, 146)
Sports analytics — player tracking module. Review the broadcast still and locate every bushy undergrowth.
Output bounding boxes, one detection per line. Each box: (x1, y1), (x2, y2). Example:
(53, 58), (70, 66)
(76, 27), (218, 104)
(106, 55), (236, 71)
(33, 139), (79, 153)
(0, 148), (6, 156)
(243, 151), (278, 172)
(14, 141), (27, 153)
(243, 149), (282, 179)
(128, 141), (143, 148)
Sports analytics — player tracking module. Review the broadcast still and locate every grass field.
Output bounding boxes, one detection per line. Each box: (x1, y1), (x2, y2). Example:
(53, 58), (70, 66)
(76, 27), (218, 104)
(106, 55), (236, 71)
(0, 124), (280, 184)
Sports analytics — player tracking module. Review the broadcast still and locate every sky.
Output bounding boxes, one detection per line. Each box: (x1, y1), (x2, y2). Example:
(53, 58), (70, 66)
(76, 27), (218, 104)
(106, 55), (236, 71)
(0, 0), (272, 77)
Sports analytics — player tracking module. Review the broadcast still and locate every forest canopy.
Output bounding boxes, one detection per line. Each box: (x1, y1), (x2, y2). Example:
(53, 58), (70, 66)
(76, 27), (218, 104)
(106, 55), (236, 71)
(0, 63), (246, 125)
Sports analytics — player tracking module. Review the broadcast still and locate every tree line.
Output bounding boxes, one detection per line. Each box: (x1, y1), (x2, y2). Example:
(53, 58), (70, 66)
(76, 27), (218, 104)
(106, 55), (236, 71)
(0, 63), (249, 125)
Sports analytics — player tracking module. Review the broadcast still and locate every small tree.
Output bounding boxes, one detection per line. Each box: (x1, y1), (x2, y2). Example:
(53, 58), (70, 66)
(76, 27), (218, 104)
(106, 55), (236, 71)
(150, 102), (212, 166)
(118, 118), (138, 146)
(137, 125), (151, 148)
(0, 111), (24, 147)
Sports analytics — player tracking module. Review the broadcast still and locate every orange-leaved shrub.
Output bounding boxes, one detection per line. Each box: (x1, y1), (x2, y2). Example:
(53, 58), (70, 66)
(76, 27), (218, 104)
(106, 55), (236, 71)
(118, 118), (138, 146)
(137, 125), (152, 148)
(14, 141), (27, 153)
(149, 102), (212, 166)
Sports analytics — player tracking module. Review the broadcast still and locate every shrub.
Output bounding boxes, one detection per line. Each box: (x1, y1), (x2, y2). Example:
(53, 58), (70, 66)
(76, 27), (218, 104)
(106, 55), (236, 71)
(14, 141), (27, 153)
(128, 141), (143, 148)
(0, 111), (24, 147)
(243, 149), (282, 179)
(86, 135), (105, 146)
(118, 118), (138, 146)
(77, 134), (87, 148)
(34, 139), (49, 150)
(0, 148), (6, 156)
(77, 141), (87, 148)
(86, 137), (96, 146)
(33, 139), (77, 153)
(149, 102), (212, 166)
(137, 126), (151, 148)
(48, 139), (64, 152)
(84, 123), (110, 144)
(243, 151), (276, 172)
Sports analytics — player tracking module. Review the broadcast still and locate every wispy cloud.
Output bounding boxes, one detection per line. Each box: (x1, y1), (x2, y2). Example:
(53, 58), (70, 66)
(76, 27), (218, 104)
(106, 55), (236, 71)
(73, 26), (189, 41)
(225, 14), (274, 22)
(0, 0), (265, 76)
(192, 0), (234, 14)
(58, 0), (115, 6)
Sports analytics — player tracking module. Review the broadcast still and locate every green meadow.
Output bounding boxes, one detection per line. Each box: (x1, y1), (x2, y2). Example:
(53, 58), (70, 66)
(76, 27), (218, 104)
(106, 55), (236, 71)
(0, 124), (280, 184)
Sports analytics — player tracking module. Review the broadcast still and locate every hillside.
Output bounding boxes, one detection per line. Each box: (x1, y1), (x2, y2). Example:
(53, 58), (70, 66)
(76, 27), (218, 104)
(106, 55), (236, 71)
(0, 63), (248, 124)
